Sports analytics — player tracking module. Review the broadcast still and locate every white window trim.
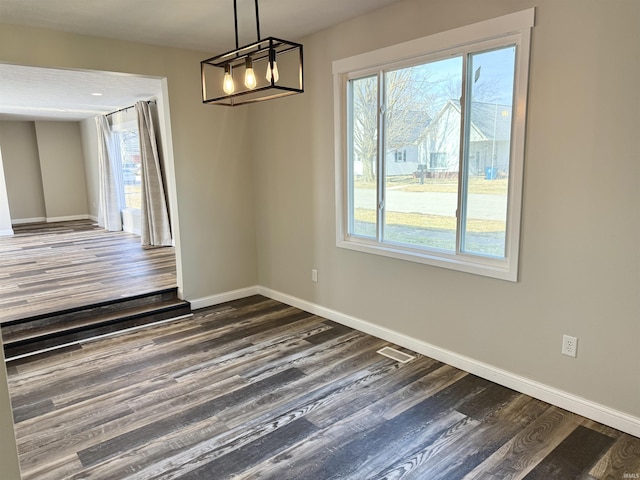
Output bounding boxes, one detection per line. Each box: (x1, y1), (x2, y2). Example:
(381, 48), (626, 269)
(333, 9), (534, 282)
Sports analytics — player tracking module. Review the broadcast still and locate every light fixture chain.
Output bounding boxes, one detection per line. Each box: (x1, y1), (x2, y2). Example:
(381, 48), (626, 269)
(233, 0), (239, 49)
(201, 0), (304, 105)
(254, 0), (261, 42)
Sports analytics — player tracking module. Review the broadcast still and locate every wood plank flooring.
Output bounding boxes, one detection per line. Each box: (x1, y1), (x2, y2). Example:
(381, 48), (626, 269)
(7, 296), (640, 479)
(0, 221), (177, 323)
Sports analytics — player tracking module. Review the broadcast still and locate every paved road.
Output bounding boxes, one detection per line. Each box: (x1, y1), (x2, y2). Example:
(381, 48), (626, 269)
(354, 188), (507, 221)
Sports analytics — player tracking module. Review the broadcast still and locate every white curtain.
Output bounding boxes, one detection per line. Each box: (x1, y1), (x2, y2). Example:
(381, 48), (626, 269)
(136, 101), (172, 247)
(95, 115), (125, 231)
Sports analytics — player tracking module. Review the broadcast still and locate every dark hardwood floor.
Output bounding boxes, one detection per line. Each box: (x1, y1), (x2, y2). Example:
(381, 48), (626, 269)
(2, 222), (638, 478)
(7, 296), (640, 479)
(0, 220), (177, 323)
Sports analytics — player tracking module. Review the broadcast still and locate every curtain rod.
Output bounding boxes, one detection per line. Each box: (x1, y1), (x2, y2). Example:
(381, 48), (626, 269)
(105, 99), (156, 117)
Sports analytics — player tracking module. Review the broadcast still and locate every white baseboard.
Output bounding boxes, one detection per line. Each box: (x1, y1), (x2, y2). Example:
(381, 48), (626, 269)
(46, 214), (90, 223)
(11, 217), (46, 225)
(186, 284), (640, 437)
(189, 285), (259, 311)
(256, 286), (640, 438)
(0, 228), (14, 236)
(88, 215), (99, 223)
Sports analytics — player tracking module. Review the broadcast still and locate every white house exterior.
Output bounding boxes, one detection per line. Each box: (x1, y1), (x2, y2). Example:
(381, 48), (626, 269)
(417, 100), (512, 178)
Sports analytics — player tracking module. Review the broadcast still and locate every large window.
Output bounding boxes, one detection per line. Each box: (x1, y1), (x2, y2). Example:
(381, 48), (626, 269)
(111, 115), (142, 211)
(334, 10), (533, 281)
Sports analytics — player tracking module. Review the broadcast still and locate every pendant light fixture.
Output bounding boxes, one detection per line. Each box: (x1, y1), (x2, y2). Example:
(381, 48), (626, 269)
(201, 0), (304, 106)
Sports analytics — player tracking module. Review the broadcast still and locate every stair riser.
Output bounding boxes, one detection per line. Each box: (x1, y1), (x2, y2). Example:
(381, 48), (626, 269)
(4, 305), (192, 360)
(2, 290), (179, 335)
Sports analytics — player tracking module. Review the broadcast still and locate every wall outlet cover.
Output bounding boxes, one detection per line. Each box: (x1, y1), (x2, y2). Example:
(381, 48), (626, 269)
(562, 335), (578, 358)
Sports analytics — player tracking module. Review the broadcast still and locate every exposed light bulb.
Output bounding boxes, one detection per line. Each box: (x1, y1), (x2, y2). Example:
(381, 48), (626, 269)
(266, 50), (279, 84)
(244, 57), (257, 90)
(222, 64), (235, 94)
(266, 60), (279, 83)
(245, 68), (257, 89)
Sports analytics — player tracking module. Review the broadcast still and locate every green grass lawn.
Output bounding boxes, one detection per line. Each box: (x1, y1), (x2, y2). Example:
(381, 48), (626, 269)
(124, 185), (142, 210)
(352, 209), (506, 256)
(354, 208), (505, 233)
(356, 175), (508, 195)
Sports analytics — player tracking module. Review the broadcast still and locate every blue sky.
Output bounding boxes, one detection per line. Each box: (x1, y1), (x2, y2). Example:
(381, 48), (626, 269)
(401, 45), (516, 110)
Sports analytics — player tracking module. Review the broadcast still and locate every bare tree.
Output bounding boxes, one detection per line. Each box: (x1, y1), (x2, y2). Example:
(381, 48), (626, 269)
(441, 70), (503, 104)
(351, 60), (505, 184)
(351, 76), (377, 183)
(351, 68), (435, 183)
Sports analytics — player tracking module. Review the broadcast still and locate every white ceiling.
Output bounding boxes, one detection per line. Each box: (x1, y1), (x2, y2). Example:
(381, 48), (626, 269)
(0, 64), (163, 121)
(0, 0), (403, 121)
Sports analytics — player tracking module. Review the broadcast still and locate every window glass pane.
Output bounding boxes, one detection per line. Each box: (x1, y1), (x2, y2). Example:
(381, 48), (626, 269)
(383, 56), (462, 251)
(119, 128), (142, 210)
(462, 46), (515, 257)
(349, 75), (378, 238)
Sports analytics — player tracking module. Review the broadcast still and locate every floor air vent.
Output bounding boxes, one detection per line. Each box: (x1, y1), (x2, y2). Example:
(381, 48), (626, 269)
(377, 346), (415, 364)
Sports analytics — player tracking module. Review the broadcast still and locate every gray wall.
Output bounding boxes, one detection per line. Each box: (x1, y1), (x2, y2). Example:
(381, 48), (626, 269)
(79, 117), (100, 219)
(0, 26), (259, 300)
(0, 149), (14, 236)
(35, 121), (89, 219)
(0, 120), (90, 222)
(250, 0), (640, 421)
(0, 24), (260, 471)
(0, 340), (20, 479)
(0, 121), (46, 221)
(0, 0), (638, 473)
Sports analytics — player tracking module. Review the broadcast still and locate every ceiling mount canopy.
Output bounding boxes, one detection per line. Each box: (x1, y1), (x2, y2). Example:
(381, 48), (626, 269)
(201, 0), (304, 107)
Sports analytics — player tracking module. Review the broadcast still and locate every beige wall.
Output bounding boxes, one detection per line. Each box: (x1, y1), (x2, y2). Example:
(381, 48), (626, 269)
(0, 341), (20, 480)
(35, 121), (89, 219)
(0, 0), (638, 471)
(0, 148), (14, 236)
(251, 0), (640, 421)
(0, 24), (259, 301)
(0, 23), (259, 467)
(79, 117), (100, 219)
(0, 120), (90, 221)
(0, 121), (46, 221)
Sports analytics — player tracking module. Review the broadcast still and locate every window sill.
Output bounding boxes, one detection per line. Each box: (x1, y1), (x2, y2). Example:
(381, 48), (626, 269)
(337, 237), (517, 282)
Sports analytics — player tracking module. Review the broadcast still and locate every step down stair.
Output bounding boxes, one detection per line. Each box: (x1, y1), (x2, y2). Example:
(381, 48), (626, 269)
(2, 288), (191, 361)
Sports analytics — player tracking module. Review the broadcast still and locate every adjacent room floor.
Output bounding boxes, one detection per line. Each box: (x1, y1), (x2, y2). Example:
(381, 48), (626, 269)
(0, 220), (177, 323)
(2, 222), (639, 479)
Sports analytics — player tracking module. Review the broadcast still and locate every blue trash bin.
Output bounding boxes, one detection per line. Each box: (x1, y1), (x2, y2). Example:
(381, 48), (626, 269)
(485, 167), (497, 180)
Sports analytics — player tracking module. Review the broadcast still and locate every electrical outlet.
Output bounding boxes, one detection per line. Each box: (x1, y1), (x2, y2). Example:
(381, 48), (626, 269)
(311, 269), (318, 283)
(562, 335), (578, 358)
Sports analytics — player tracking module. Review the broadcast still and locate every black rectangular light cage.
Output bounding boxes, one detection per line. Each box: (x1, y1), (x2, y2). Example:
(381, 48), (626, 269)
(201, 37), (304, 106)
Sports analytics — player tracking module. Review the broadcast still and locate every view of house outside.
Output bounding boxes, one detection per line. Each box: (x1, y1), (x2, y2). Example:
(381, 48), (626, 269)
(348, 46), (516, 257)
